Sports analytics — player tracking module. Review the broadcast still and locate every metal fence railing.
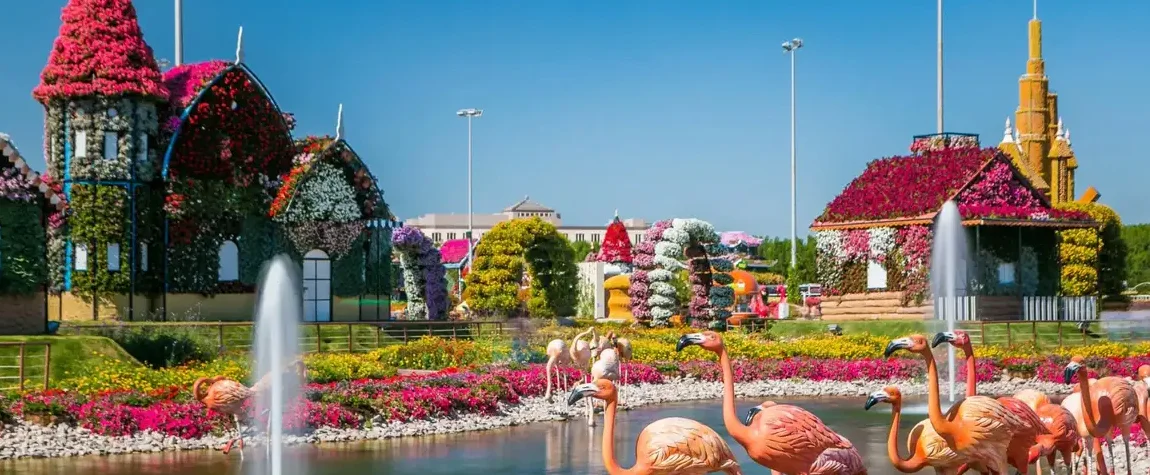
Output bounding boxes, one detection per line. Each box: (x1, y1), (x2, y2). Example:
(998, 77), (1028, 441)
(963, 319), (1150, 347)
(0, 342), (51, 392)
(58, 320), (508, 355)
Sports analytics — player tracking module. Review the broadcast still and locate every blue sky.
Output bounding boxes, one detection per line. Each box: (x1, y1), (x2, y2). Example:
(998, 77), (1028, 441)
(1, 1), (1148, 236)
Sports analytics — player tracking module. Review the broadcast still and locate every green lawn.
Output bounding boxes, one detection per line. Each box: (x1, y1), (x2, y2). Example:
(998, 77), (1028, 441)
(0, 335), (140, 390)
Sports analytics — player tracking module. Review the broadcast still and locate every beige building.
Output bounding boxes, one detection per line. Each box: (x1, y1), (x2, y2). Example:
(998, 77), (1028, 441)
(403, 196), (650, 245)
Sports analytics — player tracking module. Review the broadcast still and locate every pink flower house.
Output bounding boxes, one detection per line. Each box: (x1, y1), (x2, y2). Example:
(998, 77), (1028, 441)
(809, 133), (1096, 322)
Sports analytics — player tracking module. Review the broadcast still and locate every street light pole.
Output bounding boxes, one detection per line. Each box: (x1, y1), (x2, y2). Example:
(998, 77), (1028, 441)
(782, 38), (803, 271)
(456, 108), (483, 297)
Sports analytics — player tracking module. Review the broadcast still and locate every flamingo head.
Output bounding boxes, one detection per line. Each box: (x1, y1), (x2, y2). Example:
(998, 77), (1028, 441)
(1138, 364), (1150, 381)
(743, 401), (776, 425)
(884, 335), (927, 357)
(567, 378), (616, 406)
(1063, 357), (1086, 384)
(864, 386), (902, 410)
(931, 330), (970, 349)
(676, 331), (722, 353)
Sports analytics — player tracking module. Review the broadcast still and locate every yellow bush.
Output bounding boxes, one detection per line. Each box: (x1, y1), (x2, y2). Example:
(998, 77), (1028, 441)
(59, 357), (250, 394)
(305, 352), (395, 383)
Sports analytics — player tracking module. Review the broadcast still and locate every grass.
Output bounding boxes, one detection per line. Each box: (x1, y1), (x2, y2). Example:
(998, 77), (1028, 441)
(0, 335), (140, 390)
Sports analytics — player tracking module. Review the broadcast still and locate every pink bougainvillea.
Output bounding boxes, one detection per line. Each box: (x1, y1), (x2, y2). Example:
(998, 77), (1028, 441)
(438, 239), (473, 264)
(817, 147), (994, 223)
(162, 60), (230, 115)
(956, 160), (1091, 221)
(33, 0), (169, 102)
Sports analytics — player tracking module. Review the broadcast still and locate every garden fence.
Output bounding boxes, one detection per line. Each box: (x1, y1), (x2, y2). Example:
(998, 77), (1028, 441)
(57, 320), (508, 355)
(0, 342), (51, 392)
(933, 296), (1098, 322)
(965, 319), (1150, 347)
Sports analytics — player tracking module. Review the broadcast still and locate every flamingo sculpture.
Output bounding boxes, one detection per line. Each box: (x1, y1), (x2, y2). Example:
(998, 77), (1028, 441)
(567, 379), (744, 475)
(589, 344), (620, 426)
(933, 331), (1054, 475)
(1062, 391), (1105, 475)
(570, 327), (596, 375)
(544, 337), (571, 401)
(1025, 401), (1083, 475)
(606, 331), (633, 386)
(678, 331), (865, 474)
(1065, 356), (1138, 475)
(1014, 389), (1051, 411)
(865, 386), (964, 474)
(885, 335), (1019, 475)
(192, 359), (308, 458)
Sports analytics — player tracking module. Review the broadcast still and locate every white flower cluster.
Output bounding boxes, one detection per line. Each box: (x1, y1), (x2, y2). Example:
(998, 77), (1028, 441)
(815, 230), (844, 289)
(868, 227), (896, 260)
(646, 269), (674, 282)
(281, 161), (362, 223)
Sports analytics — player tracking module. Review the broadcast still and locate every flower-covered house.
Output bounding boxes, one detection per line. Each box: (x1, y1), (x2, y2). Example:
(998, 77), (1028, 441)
(809, 134), (1096, 321)
(32, 0), (394, 322)
(0, 135), (65, 334)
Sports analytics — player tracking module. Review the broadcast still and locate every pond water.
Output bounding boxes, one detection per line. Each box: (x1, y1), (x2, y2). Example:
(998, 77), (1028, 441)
(4, 396), (931, 475)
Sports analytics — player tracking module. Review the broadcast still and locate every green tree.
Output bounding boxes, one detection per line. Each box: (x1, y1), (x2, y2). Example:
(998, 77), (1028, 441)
(569, 240), (593, 262)
(1123, 223), (1150, 288)
(756, 236), (817, 283)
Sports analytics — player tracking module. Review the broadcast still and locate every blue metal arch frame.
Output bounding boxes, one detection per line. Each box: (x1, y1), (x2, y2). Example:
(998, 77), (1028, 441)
(277, 138), (391, 221)
(159, 62), (294, 181)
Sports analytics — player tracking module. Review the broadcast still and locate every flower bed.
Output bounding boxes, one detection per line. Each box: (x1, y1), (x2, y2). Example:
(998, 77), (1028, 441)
(14, 351), (1150, 441)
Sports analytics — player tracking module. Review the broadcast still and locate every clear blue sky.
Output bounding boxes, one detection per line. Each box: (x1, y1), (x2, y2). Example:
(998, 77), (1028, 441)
(2, 1), (1148, 236)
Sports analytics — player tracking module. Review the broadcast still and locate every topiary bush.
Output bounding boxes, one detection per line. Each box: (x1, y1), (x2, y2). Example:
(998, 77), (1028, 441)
(464, 218), (577, 318)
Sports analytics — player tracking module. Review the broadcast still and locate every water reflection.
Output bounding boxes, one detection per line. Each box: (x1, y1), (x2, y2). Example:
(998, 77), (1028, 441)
(5, 397), (935, 475)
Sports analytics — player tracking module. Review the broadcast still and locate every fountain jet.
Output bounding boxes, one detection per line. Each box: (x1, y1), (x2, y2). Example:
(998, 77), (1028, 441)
(931, 201), (968, 403)
(250, 255), (303, 475)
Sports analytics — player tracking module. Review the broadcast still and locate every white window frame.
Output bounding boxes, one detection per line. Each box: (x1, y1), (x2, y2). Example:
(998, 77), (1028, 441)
(218, 240), (239, 281)
(103, 132), (118, 161)
(997, 262), (1017, 284)
(107, 243), (121, 271)
(867, 260), (887, 290)
(74, 243), (89, 271)
(74, 131), (88, 159)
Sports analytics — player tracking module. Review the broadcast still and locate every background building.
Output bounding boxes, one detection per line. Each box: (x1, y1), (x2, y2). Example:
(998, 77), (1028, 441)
(403, 196), (650, 245)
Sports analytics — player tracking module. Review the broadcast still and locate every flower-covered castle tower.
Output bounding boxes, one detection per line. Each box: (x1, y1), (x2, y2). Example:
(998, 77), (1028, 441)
(34, 0), (168, 318)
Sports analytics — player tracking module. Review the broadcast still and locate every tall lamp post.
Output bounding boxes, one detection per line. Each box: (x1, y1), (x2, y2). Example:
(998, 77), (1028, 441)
(456, 108), (483, 297)
(782, 38), (802, 272)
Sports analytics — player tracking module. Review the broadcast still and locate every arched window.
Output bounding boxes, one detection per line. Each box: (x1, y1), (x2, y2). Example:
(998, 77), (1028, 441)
(303, 249), (332, 322)
(218, 240), (239, 281)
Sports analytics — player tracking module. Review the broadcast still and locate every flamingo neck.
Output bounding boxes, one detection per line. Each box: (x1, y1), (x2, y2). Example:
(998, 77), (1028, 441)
(921, 349), (956, 436)
(1076, 369), (1106, 437)
(961, 343), (977, 397)
(718, 347), (750, 446)
(601, 396), (635, 475)
(887, 399), (927, 473)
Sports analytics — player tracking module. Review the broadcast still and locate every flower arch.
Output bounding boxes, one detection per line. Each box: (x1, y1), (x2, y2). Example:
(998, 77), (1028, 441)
(639, 218), (733, 328)
(159, 60), (296, 293)
(270, 136), (390, 259)
(391, 227), (448, 320)
(463, 218), (577, 318)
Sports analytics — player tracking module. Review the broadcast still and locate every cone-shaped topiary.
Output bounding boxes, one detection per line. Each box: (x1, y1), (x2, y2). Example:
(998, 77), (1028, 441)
(33, 0), (168, 102)
(596, 215), (633, 264)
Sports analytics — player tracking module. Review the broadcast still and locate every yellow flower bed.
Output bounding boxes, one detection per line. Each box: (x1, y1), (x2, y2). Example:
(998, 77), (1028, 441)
(59, 357), (250, 394)
(628, 333), (889, 363)
(975, 341), (1147, 360)
(305, 352), (395, 383)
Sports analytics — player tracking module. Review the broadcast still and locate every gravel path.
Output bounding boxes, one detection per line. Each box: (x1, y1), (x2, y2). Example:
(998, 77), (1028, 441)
(0, 377), (1092, 461)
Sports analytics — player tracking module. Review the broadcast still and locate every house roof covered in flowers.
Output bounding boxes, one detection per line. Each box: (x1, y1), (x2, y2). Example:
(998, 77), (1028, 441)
(270, 136), (390, 222)
(33, 0), (168, 103)
(439, 239), (474, 265)
(0, 134), (66, 209)
(812, 142), (1093, 230)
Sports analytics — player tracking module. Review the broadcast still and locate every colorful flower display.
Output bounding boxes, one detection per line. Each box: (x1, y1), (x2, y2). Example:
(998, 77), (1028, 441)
(595, 215), (633, 265)
(391, 226), (449, 320)
(32, 0), (168, 102)
(644, 218), (731, 328)
(463, 218), (578, 318)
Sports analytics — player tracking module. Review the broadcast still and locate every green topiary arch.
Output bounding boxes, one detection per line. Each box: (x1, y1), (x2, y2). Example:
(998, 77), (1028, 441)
(463, 217), (577, 318)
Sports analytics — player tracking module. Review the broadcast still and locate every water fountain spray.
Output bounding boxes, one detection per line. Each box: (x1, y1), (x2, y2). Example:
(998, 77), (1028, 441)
(931, 201), (968, 403)
(251, 255), (304, 475)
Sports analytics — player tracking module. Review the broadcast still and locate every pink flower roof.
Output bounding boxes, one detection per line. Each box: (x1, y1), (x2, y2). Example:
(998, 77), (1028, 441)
(162, 60), (230, 111)
(33, 0), (168, 102)
(815, 147), (1092, 226)
(816, 147), (995, 224)
(439, 239), (474, 264)
(720, 231), (763, 247)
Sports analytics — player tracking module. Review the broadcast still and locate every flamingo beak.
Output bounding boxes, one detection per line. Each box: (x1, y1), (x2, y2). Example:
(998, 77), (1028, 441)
(743, 406), (761, 425)
(567, 383), (598, 406)
(1063, 363), (1082, 384)
(931, 332), (955, 348)
(676, 333), (705, 352)
(864, 391), (889, 411)
(883, 338), (911, 357)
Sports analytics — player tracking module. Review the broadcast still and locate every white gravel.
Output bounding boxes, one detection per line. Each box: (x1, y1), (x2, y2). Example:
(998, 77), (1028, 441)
(0, 376), (1081, 461)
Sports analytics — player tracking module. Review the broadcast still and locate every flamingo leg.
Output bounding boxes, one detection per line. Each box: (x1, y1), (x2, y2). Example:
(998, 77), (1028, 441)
(545, 359), (554, 401)
(1121, 429), (1132, 475)
(234, 415), (246, 461)
(1106, 438), (1117, 475)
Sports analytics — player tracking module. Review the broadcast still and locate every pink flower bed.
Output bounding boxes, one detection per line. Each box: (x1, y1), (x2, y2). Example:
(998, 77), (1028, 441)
(676, 358), (927, 383)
